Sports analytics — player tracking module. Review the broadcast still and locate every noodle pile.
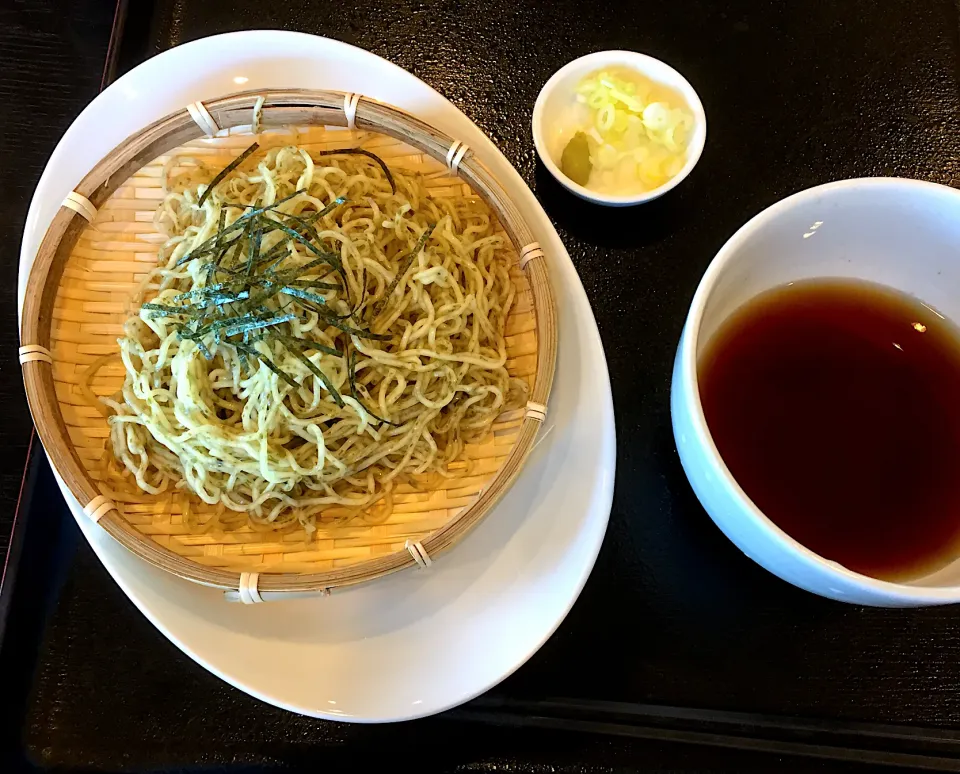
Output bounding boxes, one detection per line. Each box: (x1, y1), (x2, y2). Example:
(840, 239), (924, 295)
(101, 142), (526, 530)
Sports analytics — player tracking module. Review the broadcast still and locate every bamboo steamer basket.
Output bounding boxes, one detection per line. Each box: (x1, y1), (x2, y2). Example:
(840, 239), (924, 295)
(20, 90), (556, 598)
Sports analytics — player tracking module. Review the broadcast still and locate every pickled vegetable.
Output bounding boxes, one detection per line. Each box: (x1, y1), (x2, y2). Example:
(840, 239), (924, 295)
(561, 131), (592, 186)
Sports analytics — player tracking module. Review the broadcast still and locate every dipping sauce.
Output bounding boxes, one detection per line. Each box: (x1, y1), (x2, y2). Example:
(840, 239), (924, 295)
(698, 278), (960, 582)
(557, 67), (694, 195)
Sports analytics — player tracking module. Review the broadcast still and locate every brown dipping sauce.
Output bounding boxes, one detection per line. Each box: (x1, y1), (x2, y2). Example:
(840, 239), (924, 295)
(698, 278), (960, 581)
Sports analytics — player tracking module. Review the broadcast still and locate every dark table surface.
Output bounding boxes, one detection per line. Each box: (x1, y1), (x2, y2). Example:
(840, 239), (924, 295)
(0, 0), (120, 562)
(6, 0), (960, 771)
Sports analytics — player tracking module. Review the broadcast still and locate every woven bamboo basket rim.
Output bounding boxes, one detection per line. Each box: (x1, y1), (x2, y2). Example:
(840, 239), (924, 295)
(21, 89), (557, 594)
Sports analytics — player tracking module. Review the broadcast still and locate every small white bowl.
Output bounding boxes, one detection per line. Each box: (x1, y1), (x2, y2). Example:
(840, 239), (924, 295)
(532, 50), (706, 207)
(672, 177), (960, 607)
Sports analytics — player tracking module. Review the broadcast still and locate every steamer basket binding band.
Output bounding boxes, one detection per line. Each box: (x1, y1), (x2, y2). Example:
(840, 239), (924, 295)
(20, 90), (557, 597)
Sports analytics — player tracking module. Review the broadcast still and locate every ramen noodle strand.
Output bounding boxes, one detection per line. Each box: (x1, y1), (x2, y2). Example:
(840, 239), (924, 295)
(101, 145), (527, 529)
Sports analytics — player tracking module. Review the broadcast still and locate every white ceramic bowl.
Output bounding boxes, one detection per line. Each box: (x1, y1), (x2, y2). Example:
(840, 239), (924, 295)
(672, 177), (960, 607)
(532, 50), (706, 206)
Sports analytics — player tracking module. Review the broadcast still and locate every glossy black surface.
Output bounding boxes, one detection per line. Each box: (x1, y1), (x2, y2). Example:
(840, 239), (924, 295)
(6, 0), (960, 770)
(0, 0), (119, 562)
(2, 454), (938, 772)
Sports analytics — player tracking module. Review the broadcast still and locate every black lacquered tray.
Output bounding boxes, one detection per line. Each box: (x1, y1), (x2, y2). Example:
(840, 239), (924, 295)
(5, 0), (960, 770)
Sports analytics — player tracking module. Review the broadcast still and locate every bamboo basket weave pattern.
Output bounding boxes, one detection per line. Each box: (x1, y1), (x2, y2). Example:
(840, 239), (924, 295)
(56, 127), (536, 572)
(21, 91), (557, 594)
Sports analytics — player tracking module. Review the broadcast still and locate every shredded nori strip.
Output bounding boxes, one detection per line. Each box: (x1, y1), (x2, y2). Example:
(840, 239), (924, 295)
(277, 335), (342, 359)
(201, 208), (228, 284)
(315, 149), (396, 194)
(354, 268), (369, 317)
(173, 282), (241, 303)
(203, 235), (245, 278)
(196, 338), (214, 361)
(311, 195), (348, 219)
(223, 313), (295, 338)
(177, 311), (260, 341)
(297, 299), (389, 338)
(285, 279), (341, 291)
(281, 196), (346, 226)
(267, 220), (349, 286)
(280, 285), (330, 306)
(175, 233), (244, 267)
(275, 218), (355, 308)
(253, 208), (339, 274)
(254, 204), (343, 271)
(253, 236), (295, 273)
(245, 205), (264, 276)
(150, 286), (252, 320)
(279, 340), (344, 407)
(150, 154), (401, 379)
(232, 188), (307, 214)
(197, 142), (260, 208)
(205, 292), (251, 306)
(373, 224), (435, 317)
(143, 302), (202, 317)
(175, 189), (308, 267)
(241, 280), (290, 311)
(347, 349), (397, 426)
(279, 212), (343, 263)
(235, 342), (298, 389)
(267, 254), (341, 284)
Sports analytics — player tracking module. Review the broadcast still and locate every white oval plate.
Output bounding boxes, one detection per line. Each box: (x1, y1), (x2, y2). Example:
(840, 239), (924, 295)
(18, 31), (615, 722)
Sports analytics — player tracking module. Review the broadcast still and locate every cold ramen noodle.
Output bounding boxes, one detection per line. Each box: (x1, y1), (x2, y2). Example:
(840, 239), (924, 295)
(92, 142), (527, 532)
